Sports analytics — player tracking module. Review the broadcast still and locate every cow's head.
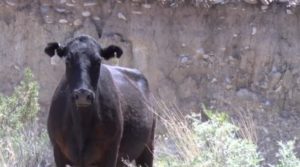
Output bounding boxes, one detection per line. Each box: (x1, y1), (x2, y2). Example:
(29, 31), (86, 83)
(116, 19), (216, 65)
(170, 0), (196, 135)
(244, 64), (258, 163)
(44, 35), (122, 107)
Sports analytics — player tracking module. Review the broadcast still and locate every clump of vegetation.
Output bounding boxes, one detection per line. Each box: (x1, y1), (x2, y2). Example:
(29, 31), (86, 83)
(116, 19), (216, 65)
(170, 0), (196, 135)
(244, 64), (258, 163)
(153, 102), (262, 167)
(150, 99), (300, 167)
(271, 140), (300, 167)
(0, 68), (51, 167)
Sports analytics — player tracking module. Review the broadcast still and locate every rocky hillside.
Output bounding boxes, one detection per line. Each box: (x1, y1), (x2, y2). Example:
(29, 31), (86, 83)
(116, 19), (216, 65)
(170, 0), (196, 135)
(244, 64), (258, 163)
(0, 0), (300, 165)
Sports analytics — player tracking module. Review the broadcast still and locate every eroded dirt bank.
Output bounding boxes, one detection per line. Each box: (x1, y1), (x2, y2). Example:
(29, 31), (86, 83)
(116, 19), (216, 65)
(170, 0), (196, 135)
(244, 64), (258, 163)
(0, 0), (299, 165)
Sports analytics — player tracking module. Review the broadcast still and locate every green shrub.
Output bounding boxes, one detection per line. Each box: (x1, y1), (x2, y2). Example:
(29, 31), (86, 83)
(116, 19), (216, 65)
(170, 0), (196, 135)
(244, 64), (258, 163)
(0, 68), (39, 134)
(271, 140), (300, 167)
(0, 68), (51, 167)
(155, 110), (263, 167)
(152, 101), (300, 167)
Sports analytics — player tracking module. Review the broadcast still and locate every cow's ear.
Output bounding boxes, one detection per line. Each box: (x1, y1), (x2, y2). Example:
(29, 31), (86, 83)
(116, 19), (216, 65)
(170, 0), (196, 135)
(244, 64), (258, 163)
(100, 45), (123, 60)
(44, 42), (66, 58)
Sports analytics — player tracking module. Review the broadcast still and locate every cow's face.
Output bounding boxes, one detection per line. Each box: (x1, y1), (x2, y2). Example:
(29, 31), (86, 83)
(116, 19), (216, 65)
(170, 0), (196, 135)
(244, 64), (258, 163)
(44, 36), (122, 107)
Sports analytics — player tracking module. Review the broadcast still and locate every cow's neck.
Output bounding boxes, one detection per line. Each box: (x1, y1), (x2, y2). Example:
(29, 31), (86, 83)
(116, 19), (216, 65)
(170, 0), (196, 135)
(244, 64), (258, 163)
(71, 101), (99, 154)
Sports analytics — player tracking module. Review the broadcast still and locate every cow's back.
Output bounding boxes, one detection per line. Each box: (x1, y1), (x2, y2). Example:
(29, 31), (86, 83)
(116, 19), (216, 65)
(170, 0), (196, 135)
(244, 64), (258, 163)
(104, 65), (154, 160)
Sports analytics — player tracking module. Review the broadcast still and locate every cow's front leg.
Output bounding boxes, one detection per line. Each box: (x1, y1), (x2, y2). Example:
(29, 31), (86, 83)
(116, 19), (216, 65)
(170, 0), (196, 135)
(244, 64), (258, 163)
(101, 125), (122, 167)
(103, 135), (122, 167)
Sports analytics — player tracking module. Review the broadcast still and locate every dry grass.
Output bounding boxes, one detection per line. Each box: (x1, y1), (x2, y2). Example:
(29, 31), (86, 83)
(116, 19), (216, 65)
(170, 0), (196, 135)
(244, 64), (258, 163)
(233, 107), (258, 144)
(149, 96), (201, 163)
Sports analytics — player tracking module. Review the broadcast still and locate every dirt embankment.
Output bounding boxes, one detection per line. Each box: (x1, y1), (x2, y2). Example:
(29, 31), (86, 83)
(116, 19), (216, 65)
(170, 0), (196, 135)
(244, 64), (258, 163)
(0, 0), (299, 165)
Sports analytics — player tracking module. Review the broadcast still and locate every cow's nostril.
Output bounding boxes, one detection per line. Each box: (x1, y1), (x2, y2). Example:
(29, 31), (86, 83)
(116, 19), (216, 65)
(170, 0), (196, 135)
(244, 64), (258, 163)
(73, 93), (79, 100)
(86, 94), (93, 102)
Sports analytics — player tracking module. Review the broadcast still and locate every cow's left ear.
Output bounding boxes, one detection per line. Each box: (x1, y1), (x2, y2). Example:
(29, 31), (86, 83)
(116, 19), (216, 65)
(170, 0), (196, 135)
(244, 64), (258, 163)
(44, 42), (67, 58)
(100, 45), (123, 60)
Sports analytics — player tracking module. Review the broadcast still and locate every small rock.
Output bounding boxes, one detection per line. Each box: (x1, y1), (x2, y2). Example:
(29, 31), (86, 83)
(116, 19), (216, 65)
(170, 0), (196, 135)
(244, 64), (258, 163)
(196, 48), (205, 55)
(225, 77), (231, 83)
(233, 33), (238, 37)
(264, 100), (271, 106)
(117, 12), (127, 20)
(202, 54), (209, 60)
(5, 0), (16, 6)
(55, 7), (68, 13)
(84, 2), (97, 6)
(82, 11), (91, 17)
(73, 19), (82, 26)
(66, 3), (75, 7)
(260, 0), (272, 5)
(269, 72), (281, 88)
(179, 55), (190, 64)
(60, 0), (67, 4)
(211, 78), (217, 83)
(252, 27), (257, 35)
(181, 43), (186, 47)
(243, 0), (258, 4)
(261, 5), (268, 10)
(142, 4), (151, 9)
(244, 46), (250, 50)
(59, 19), (68, 24)
(132, 11), (142, 15)
(286, 9), (293, 15)
(92, 16), (101, 21)
(226, 85), (233, 90)
(236, 88), (258, 101)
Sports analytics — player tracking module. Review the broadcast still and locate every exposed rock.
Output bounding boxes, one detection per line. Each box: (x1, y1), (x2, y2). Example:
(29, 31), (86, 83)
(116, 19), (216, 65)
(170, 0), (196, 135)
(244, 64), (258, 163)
(251, 26), (257, 35)
(261, 5), (268, 10)
(60, 0), (67, 4)
(73, 19), (82, 26)
(58, 19), (68, 24)
(82, 11), (91, 17)
(260, 0), (273, 5)
(92, 16), (101, 21)
(286, 9), (293, 14)
(243, 0), (258, 4)
(83, 2), (97, 7)
(269, 72), (281, 89)
(117, 12), (127, 20)
(66, 3), (75, 7)
(132, 11), (143, 15)
(236, 89), (258, 101)
(5, 0), (16, 6)
(142, 4), (151, 9)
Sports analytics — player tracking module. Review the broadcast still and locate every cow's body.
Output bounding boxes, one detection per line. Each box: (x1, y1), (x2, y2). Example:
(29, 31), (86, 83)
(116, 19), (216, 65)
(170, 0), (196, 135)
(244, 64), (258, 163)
(45, 36), (155, 167)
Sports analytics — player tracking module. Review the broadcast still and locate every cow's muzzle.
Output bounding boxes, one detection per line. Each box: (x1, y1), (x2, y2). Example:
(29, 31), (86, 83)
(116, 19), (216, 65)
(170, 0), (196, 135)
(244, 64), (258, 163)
(72, 88), (95, 107)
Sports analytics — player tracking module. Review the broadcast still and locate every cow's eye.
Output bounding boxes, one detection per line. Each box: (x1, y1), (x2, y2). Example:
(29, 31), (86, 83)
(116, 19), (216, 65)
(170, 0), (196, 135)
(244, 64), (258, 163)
(93, 59), (101, 66)
(96, 59), (101, 65)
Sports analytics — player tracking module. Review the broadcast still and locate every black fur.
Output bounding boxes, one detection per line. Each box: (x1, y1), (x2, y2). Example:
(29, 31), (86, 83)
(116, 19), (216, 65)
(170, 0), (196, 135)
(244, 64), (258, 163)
(101, 45), (123, 60)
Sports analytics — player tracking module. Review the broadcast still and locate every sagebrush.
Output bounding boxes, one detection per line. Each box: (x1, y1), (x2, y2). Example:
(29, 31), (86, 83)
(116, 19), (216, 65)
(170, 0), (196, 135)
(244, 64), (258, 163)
(0, 68), (51, 167)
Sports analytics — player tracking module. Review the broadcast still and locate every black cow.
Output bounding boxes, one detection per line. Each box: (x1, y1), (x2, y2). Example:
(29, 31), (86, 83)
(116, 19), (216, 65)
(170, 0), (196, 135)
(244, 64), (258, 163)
(44, 35), (155, 167)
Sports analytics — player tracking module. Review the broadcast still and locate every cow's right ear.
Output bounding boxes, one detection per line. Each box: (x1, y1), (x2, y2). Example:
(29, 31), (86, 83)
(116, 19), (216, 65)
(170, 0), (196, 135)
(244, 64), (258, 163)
(44, 42), (66, 58)
(100, 45), (123, 60)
